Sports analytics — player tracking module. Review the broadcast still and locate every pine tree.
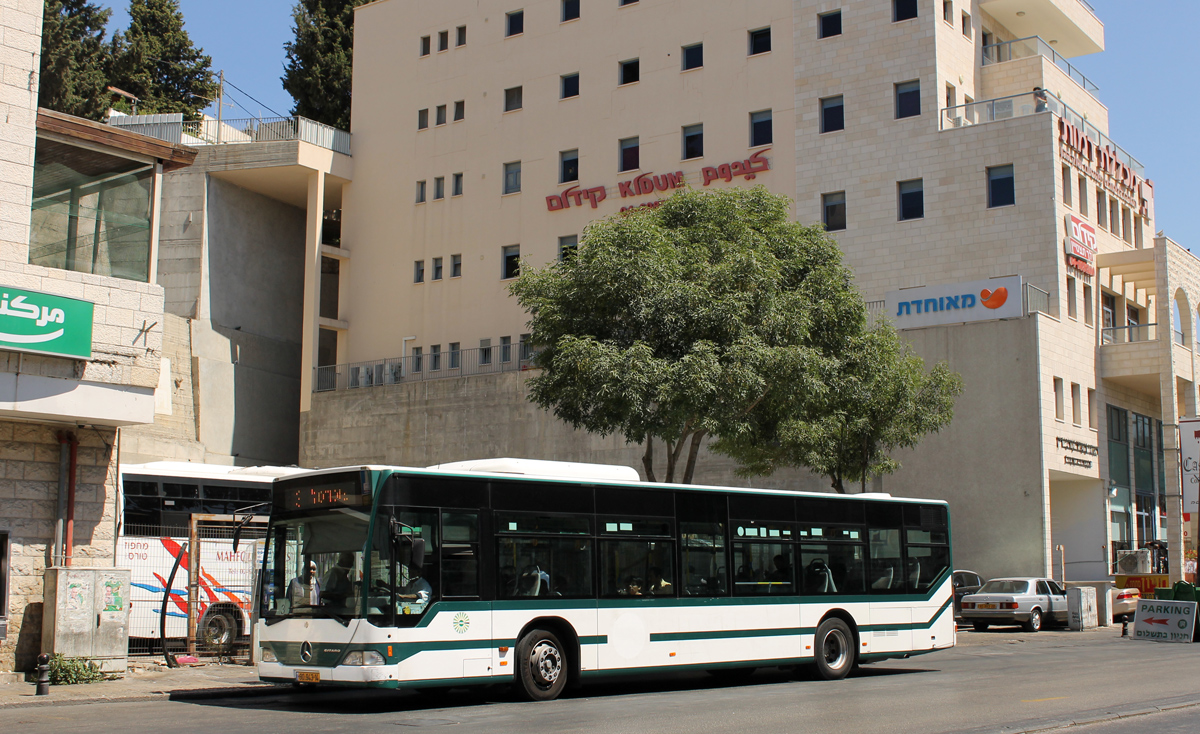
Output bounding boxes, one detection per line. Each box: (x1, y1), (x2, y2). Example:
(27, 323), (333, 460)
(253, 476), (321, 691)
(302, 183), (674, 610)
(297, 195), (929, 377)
(281, 0), (365, 130)
(108, 0), (217, 120)
(38, 0), (113, 120)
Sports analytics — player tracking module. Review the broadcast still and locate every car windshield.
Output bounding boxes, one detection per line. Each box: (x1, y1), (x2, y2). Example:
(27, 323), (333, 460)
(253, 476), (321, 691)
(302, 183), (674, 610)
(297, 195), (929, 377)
(262, 508), (373, 621)
(979, 579), (1030, 594)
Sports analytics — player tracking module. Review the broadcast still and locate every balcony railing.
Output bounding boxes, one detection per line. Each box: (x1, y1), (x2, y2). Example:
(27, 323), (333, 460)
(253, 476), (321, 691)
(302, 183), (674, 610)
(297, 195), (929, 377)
(982, 35), (1100, 97)
(1101, 324), (1157, 345)
(108, 113), (351, 156)
(1176, 329), (1186, 346)
(940, 92), (1144, 177)
(315, 345), (536, 392)
(1024, 283), (1051, 316)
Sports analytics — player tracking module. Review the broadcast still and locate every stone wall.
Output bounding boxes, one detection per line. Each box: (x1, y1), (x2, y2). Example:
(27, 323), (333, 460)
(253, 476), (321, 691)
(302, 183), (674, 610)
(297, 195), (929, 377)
(0, 421), (117, 671)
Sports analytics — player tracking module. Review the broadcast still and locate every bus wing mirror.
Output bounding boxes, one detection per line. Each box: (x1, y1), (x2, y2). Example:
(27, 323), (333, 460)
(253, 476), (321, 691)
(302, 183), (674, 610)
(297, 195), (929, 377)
(232, 527), (242, 553)
(412, 538), (426, 569)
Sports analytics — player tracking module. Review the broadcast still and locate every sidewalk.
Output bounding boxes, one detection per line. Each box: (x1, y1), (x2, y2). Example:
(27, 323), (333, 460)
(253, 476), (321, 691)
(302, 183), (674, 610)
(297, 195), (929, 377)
(0, 660), (283, 708)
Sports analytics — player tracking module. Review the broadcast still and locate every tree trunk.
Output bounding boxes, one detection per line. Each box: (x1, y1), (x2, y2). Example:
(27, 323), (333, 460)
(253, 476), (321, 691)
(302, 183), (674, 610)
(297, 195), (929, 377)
(830, 473), (845, 494)
(681, 429), (707, 484)
(642, 438), (657, 483)
(664, 438), (678, 483)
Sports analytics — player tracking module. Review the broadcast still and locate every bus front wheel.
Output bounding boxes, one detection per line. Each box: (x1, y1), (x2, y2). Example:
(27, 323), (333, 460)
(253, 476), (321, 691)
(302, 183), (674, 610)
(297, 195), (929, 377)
(514, 628), (568, 702)
(814, 618), (855, 681)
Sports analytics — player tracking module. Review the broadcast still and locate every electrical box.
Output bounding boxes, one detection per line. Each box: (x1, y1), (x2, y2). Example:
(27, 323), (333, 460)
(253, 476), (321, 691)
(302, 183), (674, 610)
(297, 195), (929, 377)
(1067, 586), (1098, 630)
(41, 567), (131, 674)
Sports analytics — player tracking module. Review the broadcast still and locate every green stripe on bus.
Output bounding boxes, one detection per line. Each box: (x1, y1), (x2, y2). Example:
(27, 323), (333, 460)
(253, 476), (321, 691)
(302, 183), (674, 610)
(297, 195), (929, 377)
(860, 597), (954, 632)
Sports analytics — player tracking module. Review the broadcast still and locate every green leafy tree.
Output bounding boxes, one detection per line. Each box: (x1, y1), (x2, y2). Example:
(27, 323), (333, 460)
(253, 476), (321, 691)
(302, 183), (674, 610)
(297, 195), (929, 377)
(282, 0), (365, 130)
(107, 0), (217, 119)
(510, 187), (865, 484)
(713, 320), (963, 493)
(39, 0), (113, 120)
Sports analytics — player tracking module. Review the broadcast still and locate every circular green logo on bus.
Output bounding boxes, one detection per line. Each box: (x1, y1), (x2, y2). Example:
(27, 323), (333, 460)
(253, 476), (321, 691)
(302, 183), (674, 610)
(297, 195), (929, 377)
(452, 612), (470, 634)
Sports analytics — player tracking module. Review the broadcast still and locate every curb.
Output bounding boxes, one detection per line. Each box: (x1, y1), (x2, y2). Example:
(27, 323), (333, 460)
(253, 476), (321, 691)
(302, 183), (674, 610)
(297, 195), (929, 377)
(0, 684), (288, 710)
(962, 696), (1200, 734)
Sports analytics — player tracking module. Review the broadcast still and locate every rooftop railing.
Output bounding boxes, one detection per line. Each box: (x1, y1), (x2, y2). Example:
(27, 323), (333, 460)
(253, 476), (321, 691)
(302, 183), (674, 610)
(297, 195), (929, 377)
(940, 91), (1144, 177)
(315, 345), (536, 392)
(982, 35), (1100, 98)
(108, 113), (351, 156)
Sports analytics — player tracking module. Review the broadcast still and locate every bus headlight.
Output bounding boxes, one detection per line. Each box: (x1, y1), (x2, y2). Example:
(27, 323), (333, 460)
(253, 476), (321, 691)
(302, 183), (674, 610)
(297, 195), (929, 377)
(261, 647), (277, 663)
(342, 650), (385, 666)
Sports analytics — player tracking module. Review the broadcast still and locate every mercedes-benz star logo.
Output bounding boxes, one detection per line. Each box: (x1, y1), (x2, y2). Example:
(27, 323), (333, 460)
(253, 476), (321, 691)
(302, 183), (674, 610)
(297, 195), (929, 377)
(300, 641), (313, 663)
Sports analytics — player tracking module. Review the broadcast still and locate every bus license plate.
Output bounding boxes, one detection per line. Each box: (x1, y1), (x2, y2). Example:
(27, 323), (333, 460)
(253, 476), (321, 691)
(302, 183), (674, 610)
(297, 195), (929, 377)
(296, 670), (320, 683)
(977, 603), (997, 609)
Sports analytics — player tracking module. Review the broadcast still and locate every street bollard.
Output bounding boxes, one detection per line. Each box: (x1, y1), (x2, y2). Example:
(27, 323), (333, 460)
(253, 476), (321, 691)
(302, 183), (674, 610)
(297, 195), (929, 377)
(35, 653), (50, 696)
(1121, 619), (1129, 638)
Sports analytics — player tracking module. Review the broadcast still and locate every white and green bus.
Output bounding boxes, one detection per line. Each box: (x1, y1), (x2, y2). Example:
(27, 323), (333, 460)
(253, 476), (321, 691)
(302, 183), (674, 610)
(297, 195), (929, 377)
(257, 459), (954, 700)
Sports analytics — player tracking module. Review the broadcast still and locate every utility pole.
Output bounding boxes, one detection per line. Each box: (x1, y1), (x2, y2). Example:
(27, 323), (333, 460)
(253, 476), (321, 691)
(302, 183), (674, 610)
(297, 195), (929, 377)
(216, 70), (224, 144)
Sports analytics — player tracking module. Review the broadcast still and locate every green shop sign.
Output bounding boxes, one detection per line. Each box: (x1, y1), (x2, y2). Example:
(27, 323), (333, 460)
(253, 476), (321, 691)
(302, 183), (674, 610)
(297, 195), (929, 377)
(0, 286), (93, 359)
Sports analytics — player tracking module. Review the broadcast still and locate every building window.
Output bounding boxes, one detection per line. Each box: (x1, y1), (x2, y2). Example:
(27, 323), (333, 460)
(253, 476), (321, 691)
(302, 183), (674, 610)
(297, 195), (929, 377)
(500, 335), (513, 363)
(420, 35), (430, 56)
(454, 100), (465, 121)
(894, 0), (918, 22)
(431, 345), (442, 371)
(1122, 207), (1133, 244)
(682, 43), (703, 71)
(898, 179), (923, 220)
(502, 245), (520, 279)
(620, 58), (640, 85)
(1084, 283), (1094, 326)
(457, 25), (467, 46)
(682, 124), (704, 160)
(749, 27), (771, 55)
(1087, 389), (1097, 428)
(412, 346), (423, 372)
(416, 180), (426, 203)
(562, 0), (580, 21)
(1134, 216), (1144, 248)
(619, 136), (639, 172)
(433, 257), (444, 280)
(520, 333), (533, 360)
(820, 95), (844, 133)
(436, 104), (447, 125)
(962, 12), (971, 37)
(987, 164), (1015, 208)
(1078, 176), (1088, 217)
(1110, 198), (1120, 238)
(896, 80), (921, 119)
(1096, 190), (1107, 229)
(819, 10), (842, 38)
(452, 172), (463, 196)
(480, 338), (493, 365)
(0, 531), (8, 626)
(418, 108), (429, 129)
(451, 254), (462, 277)
(503, 161), (522, 194)
(438, 30), (449, 51)
(823, 192), (846, 231)
(506, 10), (524, 37)
(562, 73), (580, 98)
(620, 0), (638, 6)
(1062, 165), (1072, 207)
(945, 83), (955, 109)
(434, 176), (445, 200)
(750, 109), (772, 147)
(504, 86), (523, 112)
(560, 149), (579, 183)
(943, 1), (952, 23)
(1066, 276), (1077, 319)
(1071, 383), (1082, 426)
(449, 342), (461, 369)
(414, 260), (425, 283)
(1053, 377), (1064, 421)
(559, 235), (578, 260)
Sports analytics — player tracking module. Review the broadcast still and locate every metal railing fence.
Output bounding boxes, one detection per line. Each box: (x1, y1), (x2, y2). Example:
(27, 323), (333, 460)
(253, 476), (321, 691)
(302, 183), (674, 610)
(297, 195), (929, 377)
(1024, 283), (1051, 316)
(982, 35), (1100, 97)
(1101, 323), (1157, 344)
(109, 113), (351, 156)
(315, 345), (537, 392)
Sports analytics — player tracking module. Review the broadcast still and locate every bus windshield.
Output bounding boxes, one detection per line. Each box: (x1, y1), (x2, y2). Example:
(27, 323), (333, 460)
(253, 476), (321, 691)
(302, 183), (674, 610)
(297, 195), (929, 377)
(263, 509), (372, 622)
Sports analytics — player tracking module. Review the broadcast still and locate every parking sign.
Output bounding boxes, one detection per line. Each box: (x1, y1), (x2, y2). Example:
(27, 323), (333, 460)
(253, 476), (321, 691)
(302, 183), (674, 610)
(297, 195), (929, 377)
(1132, 599), (1197, 642)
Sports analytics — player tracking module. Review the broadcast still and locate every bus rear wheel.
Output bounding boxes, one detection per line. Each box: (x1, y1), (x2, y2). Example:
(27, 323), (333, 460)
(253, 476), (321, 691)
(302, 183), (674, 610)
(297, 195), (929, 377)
(814, 618), (855, 681)
(201, 607), (238, 652)
(514, 628), (568, 702)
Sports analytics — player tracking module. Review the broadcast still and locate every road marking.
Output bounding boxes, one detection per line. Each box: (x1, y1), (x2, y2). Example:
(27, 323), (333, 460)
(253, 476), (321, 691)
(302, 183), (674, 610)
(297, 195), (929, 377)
(1021, 697), (1068, 703)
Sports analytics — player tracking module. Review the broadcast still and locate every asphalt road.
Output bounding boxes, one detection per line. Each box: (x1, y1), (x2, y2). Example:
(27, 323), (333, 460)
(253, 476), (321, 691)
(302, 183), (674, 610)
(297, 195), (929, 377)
(4, 626), (1200, 734)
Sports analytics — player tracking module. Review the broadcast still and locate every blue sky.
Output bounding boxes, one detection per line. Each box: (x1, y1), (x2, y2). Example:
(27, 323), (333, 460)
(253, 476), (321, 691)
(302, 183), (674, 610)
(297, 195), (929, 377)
(96, 0), (1198, 248)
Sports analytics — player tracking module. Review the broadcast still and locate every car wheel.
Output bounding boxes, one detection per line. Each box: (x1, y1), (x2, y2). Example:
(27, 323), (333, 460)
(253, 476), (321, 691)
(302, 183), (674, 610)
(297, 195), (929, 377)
(1023, 608), (1043, 633)
(972, 622), (989, 632)
(814, 618), (855, 681)
(513, 628), (568, 702)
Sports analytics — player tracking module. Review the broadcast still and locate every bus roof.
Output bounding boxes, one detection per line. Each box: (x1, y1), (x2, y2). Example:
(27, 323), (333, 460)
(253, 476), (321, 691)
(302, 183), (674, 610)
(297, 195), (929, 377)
(284, 460), (946, 506)
(120, 461), (308, 482)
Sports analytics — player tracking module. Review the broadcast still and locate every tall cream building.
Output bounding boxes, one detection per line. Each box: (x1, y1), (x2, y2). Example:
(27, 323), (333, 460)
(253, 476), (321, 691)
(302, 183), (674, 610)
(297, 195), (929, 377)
(304, 0), (1195, 583)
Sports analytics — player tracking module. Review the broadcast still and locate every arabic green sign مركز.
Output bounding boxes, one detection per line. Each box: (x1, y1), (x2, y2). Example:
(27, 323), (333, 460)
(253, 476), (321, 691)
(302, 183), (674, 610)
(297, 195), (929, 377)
(0, 286), (93, 359)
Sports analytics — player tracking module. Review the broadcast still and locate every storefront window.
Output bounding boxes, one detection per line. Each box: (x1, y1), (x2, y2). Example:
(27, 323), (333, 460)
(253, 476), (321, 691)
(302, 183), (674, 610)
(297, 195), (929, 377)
(29, 138), (154, 282)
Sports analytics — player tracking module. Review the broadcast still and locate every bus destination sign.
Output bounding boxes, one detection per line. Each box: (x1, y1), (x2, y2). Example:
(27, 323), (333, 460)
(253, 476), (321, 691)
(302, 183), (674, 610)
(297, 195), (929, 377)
(277, 474), (369, 511)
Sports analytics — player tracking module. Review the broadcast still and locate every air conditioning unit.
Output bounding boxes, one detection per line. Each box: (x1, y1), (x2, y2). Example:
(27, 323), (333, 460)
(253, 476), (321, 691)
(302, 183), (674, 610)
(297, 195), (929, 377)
(1116, 549), (1152, 575)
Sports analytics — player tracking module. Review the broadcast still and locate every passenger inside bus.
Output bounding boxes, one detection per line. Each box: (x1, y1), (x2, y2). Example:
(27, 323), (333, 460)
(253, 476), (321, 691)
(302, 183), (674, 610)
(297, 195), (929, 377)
(320, 552), (356, 605)
(287, 560), (320, 609)
(647, 567), (672, 595)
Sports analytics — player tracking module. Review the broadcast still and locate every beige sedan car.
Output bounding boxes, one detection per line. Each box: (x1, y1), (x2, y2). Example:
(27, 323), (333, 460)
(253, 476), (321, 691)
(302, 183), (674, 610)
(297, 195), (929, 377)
(960, 577), (1069, 632)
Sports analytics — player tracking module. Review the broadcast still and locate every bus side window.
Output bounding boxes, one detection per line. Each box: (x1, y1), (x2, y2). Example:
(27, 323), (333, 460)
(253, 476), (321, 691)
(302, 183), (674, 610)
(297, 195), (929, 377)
(442, 511), (479, 598)
(679, 522), (726, 597)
